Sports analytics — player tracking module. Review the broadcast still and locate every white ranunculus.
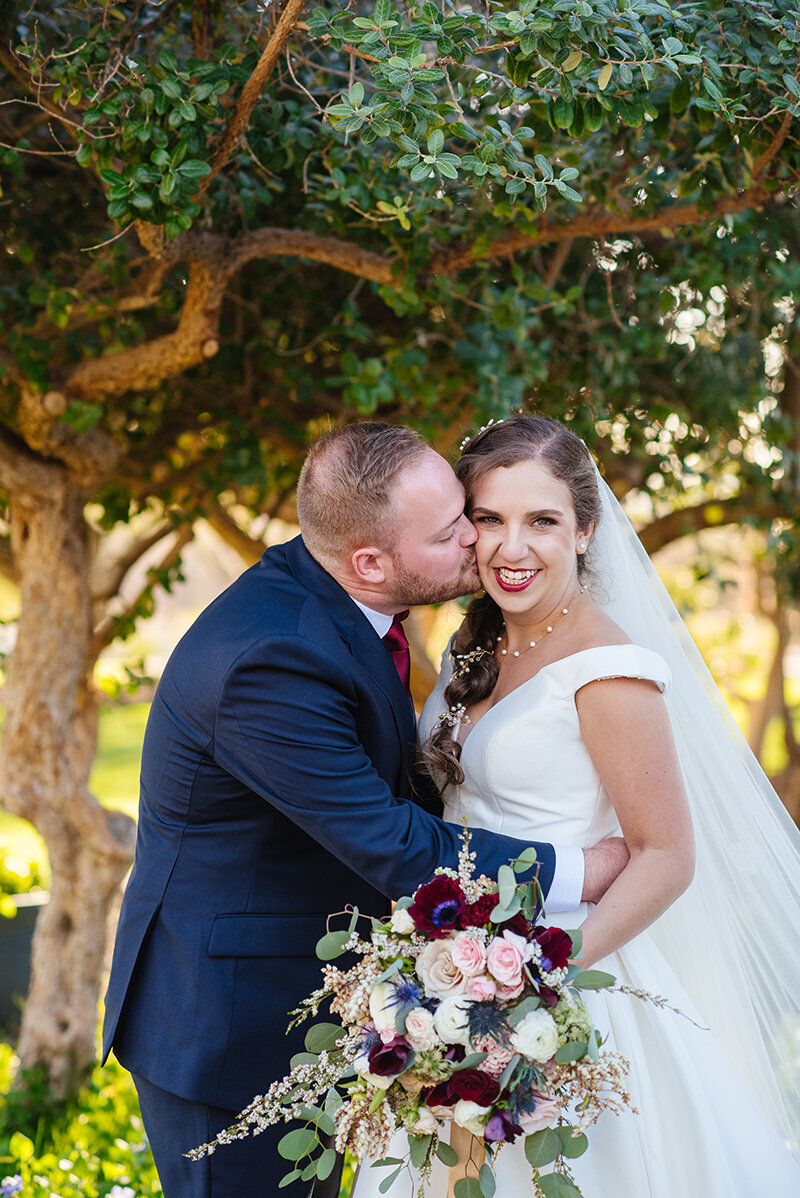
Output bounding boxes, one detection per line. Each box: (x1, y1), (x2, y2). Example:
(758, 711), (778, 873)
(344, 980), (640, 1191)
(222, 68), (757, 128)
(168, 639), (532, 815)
(416, 939), (468, 999)
(509, 1009), (559, 1063)
(369, 982), (398, 1042)
(432, 995), (471, 1046)
(452, 1099), (491, 1135)
(390, 906), (416, 934)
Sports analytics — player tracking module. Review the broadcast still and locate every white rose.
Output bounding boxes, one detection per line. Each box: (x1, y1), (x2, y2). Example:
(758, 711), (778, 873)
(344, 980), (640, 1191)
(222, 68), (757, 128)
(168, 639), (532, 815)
(404, 1006), (439, 1052)
(433, 996), (471, 1046)
(510, 1009), (560, 1063)
(352, 1048), (394, 1090)
(391, 906), (416, 934)
(408, 1106), (439, 1135)
(452, 1100), (491, 1135)
(369, 982), (398, 1043)
(416, 940), (468, 999)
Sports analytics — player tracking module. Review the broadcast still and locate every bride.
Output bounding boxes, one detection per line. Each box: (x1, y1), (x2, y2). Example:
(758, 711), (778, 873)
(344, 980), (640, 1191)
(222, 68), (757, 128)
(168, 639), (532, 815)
(351, 413), (800, 1197)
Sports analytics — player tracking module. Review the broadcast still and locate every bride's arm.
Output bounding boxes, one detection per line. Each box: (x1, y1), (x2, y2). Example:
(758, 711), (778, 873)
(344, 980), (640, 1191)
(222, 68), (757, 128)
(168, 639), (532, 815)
(572, 675), (695, 967)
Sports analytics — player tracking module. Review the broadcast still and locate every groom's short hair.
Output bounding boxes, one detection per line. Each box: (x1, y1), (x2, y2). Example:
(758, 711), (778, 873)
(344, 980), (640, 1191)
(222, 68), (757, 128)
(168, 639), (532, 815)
(297, 422), (428, 567)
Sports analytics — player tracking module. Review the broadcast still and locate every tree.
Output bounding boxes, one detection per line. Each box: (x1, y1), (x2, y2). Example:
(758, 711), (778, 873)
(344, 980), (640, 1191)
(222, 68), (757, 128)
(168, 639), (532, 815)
(0, 0), (797, 1096)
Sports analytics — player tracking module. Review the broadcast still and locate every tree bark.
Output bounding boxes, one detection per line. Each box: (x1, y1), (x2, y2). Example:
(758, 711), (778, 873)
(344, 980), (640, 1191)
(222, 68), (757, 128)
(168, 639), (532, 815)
(0, 469), (135, 1097)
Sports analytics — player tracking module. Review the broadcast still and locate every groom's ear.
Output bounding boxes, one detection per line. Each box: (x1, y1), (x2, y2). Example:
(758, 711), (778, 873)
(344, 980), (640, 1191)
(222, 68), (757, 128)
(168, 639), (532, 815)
(351, 546), (388, 583)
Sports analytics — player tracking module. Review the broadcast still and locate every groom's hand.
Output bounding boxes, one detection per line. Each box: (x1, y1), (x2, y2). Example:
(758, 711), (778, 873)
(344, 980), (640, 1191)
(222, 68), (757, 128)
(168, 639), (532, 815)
(581, 836), (630, 903)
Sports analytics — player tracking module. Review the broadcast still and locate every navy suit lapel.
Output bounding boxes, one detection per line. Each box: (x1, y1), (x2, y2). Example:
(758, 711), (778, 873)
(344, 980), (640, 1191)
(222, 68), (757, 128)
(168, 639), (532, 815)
(283, 537), (417, 749)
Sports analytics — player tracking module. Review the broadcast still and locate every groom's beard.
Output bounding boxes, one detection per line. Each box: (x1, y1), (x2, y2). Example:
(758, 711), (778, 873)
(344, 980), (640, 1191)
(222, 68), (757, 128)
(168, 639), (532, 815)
(388, 552), (480, 608)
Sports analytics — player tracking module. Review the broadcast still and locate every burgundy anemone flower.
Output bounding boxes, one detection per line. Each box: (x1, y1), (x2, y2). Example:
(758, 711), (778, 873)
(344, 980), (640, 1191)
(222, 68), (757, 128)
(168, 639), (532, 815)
(367, 1036), (414, 1077)
(408, 875), (466, 938)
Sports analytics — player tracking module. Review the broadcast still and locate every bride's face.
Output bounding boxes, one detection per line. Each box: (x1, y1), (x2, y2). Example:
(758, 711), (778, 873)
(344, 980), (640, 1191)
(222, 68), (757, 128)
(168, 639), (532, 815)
(469, 458), (589, 620)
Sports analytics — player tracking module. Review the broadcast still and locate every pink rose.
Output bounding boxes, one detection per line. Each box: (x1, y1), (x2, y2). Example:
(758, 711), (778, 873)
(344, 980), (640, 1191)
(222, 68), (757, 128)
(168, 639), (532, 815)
(495, 978), (525, 1001)
(486, 930), (527, 988)
(518, 1095), (560, 1134)
(450, 932), (488, 977)
(404, 1007), (439, 1052)
(466, 975), (497, 1002)
(416, 940), (468, 999)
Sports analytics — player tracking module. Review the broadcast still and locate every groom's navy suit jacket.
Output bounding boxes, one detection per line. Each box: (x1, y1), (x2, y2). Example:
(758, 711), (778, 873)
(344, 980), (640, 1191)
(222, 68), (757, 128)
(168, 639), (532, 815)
(103, 537), (556, 1111)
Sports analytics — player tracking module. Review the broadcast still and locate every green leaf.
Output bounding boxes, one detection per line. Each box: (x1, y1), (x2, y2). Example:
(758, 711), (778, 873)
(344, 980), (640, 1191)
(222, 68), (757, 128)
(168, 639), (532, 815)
(512, 846), (540, 872)
(497, 863), (518, 909)
(538, 1173), (581, 1197)
(451, 1051), (488, 1071)
(524, 1126), (559, 1168)
(409, 1132), (432, 1167)
(555, 1040), (588, 1063)
(316, 929), (351, 960)
(305, 1022), (342, 1053)
(435, 1140), (459, 1166)
(290, 1052), (319, 1068)
(534, 153), (554, 179)
(508, 996), (541, 1026)
(379, 1166), (404, 1194)
(349, 81), (365, 106)
(427, 128), (445, 154)
(558, 1126), (589, 1158)
(177, 159), (212, 178)
(277, 1127), (317, 1160)
(480, 1163), (497, 1196)
(278, 1169), (302, 1188)
(571, 969), (615, 990)
(453, 1179), (484, 1198)
(316, 1147), (337, 1179)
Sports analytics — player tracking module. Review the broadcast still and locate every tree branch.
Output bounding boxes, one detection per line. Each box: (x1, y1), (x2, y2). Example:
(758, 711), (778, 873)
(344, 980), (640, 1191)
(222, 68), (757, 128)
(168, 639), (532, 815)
(196, 0), (311, 199)
(90, 517), (176, 604)
(205, 504), (267, 566)
(432, 187), (771, 276)
(228, 227), (396, 284)
(639, 495), (787, 556)
(0, 423), (62, 498)
(90, 524), (194, 654)
(0, 45), (82, 141)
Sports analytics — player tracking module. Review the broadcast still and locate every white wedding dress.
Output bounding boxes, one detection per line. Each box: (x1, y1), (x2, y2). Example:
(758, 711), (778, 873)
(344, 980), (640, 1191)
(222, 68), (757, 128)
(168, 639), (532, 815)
(352, 643), (800, 1197)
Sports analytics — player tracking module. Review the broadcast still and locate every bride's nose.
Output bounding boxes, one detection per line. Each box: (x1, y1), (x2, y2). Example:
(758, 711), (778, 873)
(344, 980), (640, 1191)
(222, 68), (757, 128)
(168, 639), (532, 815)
(499, 525), (531, 563)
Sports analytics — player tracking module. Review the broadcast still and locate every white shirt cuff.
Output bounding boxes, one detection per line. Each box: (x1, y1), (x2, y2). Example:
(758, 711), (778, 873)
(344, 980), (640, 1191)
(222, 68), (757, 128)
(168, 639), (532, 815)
(545, 845), (585, 912)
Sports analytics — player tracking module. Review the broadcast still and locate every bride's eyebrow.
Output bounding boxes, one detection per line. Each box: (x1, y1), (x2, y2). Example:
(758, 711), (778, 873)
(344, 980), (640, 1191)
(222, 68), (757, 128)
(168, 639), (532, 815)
(471, 505), (564, 519)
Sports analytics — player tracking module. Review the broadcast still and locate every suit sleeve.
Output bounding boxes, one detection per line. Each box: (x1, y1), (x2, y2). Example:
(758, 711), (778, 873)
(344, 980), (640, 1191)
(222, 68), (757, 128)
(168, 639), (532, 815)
(212, 634), (557, 903)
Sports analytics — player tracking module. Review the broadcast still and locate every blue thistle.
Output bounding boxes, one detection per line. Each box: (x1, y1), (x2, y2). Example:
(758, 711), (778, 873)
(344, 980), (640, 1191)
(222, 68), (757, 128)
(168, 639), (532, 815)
(467, 1001), (511, 1047)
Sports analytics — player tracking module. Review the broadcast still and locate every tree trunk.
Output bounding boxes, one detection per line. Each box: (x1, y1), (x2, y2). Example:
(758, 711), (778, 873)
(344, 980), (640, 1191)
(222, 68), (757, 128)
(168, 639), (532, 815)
(0, 473), (135, 1098)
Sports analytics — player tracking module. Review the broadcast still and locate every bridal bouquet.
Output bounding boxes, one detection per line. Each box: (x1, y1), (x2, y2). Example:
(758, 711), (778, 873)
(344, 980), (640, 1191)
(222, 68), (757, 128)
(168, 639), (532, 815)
(189, 834), (634, 1197)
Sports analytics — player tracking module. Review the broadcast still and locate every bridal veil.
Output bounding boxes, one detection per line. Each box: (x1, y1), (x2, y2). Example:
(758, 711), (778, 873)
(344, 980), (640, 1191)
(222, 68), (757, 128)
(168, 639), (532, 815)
(590, 467), (800, 1159)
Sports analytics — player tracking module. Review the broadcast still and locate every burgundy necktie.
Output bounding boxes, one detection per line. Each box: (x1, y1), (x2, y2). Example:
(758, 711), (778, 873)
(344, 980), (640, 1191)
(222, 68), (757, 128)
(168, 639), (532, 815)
(384, 610), (411, 693)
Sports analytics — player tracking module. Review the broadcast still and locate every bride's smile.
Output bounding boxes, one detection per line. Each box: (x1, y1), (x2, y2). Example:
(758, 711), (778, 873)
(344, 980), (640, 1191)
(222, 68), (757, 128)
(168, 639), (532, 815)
(469, 457), (591, 638)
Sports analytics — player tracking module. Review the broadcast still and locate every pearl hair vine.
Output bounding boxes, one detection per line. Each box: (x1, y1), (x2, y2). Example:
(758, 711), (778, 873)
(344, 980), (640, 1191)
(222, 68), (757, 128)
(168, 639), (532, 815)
(458, 417), (505, 453)
(438, 645), (492, 729)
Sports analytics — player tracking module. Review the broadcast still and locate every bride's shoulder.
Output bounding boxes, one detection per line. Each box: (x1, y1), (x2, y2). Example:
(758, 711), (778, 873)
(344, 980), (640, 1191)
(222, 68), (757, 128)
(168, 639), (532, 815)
(554, 610), (670, 693)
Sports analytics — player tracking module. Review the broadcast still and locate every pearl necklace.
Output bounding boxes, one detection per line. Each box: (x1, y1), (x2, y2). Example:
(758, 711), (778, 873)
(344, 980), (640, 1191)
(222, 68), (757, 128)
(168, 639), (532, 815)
(498, 586), (584, 658)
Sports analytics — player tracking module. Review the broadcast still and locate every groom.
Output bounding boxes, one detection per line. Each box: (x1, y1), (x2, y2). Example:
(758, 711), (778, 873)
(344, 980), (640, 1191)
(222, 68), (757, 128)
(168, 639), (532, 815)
(103, 422), (627, 1198)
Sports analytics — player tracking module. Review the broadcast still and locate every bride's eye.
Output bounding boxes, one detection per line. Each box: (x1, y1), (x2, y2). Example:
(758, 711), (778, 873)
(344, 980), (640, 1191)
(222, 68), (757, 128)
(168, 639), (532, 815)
(473, 515), (500, 525)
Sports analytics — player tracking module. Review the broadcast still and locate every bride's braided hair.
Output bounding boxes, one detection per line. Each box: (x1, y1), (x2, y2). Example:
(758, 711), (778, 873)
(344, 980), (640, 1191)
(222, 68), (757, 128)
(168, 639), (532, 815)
(424, 414), (602, 788)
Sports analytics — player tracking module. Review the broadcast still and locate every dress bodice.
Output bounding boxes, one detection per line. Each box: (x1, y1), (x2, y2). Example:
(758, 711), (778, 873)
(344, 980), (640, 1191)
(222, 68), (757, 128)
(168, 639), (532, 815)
(419, 643), (670, 851)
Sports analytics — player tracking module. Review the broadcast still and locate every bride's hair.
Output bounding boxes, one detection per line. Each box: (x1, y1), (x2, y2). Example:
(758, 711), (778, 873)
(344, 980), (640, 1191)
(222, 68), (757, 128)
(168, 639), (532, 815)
(424, 413), (602, 787)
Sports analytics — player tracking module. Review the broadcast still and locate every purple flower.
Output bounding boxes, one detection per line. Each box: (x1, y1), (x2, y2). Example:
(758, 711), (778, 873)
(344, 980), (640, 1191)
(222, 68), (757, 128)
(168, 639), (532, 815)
(0, 1179), (23, 1198)
(367, 1035), (414, 1077)
(484, 1110), (524, 1143)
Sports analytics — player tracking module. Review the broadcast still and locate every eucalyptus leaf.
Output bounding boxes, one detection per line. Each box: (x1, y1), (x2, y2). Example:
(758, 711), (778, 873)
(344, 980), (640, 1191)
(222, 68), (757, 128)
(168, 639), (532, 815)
(304, 1022), (342, 1053)
(524, 1126), (559, 1167)
(572, 969), (615, 990)
(435, 1140), (459, 1166)
(409, 1132), (432, 1167)
(479, 1163), (497, 1196)
(277, 1127), (317, 1160)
